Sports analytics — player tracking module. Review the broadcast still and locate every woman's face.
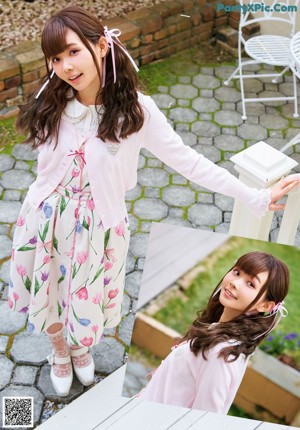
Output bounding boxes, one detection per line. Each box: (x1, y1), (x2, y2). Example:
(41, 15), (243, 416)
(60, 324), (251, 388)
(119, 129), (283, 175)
(218, 267), (270, 322)
(49, 28), (106, 105)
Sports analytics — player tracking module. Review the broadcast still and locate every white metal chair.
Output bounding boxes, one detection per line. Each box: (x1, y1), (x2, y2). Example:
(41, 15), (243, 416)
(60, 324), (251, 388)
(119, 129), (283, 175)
(224, 0), (300, 120)
(281, 30), (300, 152)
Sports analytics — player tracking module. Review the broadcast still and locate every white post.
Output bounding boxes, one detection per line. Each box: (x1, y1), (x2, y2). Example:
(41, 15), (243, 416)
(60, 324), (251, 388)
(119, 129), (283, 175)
(229, 141), (298, 242)
(277, 185), (300, 245)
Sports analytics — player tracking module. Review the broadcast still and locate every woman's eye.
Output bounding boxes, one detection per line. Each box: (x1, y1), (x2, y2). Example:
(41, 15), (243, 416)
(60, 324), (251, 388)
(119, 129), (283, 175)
(248, 282), (255, 288)
(233, 269), (239, 276)
(70, 50), (79, 56)
(51, 57), (60, 64)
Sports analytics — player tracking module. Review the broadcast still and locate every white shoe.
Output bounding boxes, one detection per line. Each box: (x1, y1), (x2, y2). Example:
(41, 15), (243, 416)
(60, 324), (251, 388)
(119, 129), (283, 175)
(47, 352), (73, 396)
(71, 347), (95, 386)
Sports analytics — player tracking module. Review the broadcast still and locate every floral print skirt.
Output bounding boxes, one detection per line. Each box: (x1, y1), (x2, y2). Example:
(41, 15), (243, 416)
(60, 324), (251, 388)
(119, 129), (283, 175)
(8, 183), (130, 347)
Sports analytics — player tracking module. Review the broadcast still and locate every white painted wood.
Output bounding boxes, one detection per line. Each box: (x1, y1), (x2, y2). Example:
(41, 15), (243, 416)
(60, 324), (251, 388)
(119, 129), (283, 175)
(187, 412), (261, 430)
(36, 365), (128, 430)
(167, 409), (207, 429)
(276, 185), (300, 245)
(258, 423), (291, 429)
(230, 142), (297, 185)
(229, 142), (299, 244)
(137, 223), (229, 309)
(95, 399), (191, 430)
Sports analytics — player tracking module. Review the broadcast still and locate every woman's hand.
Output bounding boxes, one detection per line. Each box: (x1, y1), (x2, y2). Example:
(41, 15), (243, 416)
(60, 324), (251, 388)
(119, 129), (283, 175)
(269, 175), (300, 211)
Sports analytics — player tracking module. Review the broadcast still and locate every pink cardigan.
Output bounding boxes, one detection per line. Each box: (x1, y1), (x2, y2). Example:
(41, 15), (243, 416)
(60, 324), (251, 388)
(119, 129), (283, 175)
(27, 93), (271, 229)
(138, 340), (249, 414)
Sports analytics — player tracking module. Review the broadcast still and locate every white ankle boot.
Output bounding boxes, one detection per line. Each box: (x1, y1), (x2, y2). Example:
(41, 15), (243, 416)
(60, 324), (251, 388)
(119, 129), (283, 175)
(70, 347), (95, 386)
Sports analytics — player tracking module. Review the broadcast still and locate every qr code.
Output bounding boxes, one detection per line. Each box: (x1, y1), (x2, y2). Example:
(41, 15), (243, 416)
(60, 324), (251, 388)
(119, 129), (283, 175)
(2, 397), (33, 428)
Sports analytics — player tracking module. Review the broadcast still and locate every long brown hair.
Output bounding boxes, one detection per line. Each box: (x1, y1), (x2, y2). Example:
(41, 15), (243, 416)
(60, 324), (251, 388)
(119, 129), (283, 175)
(16, 6), (144, 148)
(182, 252), (290, 362)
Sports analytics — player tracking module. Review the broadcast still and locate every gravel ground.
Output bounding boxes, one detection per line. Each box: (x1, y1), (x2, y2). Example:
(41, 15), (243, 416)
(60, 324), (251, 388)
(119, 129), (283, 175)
(0, 0), (162, 50)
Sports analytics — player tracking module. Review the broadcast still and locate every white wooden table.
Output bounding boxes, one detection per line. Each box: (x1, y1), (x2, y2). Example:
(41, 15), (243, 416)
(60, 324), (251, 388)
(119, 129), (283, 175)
(37, 365), (298, 430)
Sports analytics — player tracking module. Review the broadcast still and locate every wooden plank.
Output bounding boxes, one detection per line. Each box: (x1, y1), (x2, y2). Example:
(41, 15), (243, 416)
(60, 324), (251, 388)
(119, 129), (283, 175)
(250, 349), (300, 398)
(95, 399), (191, 430)
(257, 423), (290, 429)
(167, 409), (208, 429)
(137, 223), (229, 308)
(187, 412), (262, 430)
(132, 312), (181, 358)
(36, 365), (129, 430)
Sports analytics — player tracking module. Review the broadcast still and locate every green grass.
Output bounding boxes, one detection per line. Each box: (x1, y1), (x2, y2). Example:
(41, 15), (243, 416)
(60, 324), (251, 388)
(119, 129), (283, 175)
(139, 59), (178, 94)
(153, 236), (300, 337)
(0, 117), (25, 153)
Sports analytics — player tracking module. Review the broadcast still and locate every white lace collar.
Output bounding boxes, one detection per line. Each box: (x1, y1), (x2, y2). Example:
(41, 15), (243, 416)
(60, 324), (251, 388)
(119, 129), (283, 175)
(62, 97), (104, 132)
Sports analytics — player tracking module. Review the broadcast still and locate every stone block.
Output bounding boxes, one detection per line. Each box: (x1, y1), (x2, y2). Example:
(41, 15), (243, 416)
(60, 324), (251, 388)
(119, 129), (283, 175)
(134, 198), (168, 221)
(12, 365), (38, 385)
(4, 75), (21, 89)
(215, 16), (228, 27)
(190, 9), (202, 26)
(6, 95), (23, 108)
(177, 17), (193, 32)
(0, 301), (27, 334)
(188, 203), (222, 226)
(118, 312), (135, 346)
(180, 0), (194, 11)
(16, 48), (44, 74)
(23, 80), (40, 95)
(154, 27), (170, 41)
(0, 87), (18, 103)
(0, 52), (19, 80)
(200, 5), (215, 22)
(0, 356), (14, 389)
(162, 185), (196, 206)
(155, 4), (170, 18)
(0, 235), (12, 259)
(141, 34), (154, 44)
(216, 26), (239, 48)
(164, 1), (184, 15)
(243, 22), (260, 36)
(3, 40), (40, 56)
(22, 69), (39, 83)
(0, 169), (35, 190)
(93, 337), (125, 375)
(140, 52), (156, 65)
(0, 81), (4, 92)
(124, 270), (143, 298)
(112, 20), (140, 43)
(228, 16), (240, 30)
(195, 0), (208, 6)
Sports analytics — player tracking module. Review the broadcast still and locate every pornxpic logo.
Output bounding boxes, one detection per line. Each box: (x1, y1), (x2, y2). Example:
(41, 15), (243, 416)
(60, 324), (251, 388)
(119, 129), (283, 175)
(217, 2), (298, 13)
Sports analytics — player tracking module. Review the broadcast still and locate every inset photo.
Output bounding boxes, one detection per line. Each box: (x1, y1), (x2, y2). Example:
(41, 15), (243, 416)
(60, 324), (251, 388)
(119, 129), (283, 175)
(123, 222), (300, 426)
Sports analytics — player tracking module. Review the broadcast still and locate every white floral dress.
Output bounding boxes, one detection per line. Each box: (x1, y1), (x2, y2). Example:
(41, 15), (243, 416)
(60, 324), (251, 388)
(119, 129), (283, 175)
(9, 102), (130, 347)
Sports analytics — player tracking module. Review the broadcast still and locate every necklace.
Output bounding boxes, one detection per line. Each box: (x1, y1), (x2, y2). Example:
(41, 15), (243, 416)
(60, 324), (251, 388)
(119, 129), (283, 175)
(106, 142), (120, 155)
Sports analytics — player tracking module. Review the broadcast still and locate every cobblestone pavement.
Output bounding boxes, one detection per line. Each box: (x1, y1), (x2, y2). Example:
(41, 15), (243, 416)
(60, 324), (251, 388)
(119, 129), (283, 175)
(1, 59), (300, 427)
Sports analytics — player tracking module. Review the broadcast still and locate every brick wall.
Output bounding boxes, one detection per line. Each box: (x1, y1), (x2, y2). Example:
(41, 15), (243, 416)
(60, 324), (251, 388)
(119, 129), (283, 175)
(0, 0), (229, 120)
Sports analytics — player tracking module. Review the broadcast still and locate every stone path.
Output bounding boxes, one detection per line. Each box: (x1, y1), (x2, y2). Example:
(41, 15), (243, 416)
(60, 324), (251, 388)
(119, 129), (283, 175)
(1, 59), (300, 427)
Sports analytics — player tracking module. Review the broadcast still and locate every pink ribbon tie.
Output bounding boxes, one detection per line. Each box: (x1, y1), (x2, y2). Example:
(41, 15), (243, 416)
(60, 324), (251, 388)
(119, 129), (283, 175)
(102, 26), (139, 87)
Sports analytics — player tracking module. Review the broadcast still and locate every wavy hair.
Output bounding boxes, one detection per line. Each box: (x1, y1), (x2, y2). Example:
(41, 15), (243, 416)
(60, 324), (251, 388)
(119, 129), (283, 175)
(182, 251), (290, 362)
(16, 6), (144, 148)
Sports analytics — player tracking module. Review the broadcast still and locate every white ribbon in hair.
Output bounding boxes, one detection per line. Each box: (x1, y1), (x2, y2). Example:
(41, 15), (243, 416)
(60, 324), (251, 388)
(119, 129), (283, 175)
(253, 301), (288, 340)
(35, 69), (55, 99)
(102, 26), (139, 87)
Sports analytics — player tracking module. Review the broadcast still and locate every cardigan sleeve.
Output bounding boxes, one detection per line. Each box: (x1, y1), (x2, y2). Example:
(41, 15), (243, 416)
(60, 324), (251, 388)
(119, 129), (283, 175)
(141, 95), (271, 217)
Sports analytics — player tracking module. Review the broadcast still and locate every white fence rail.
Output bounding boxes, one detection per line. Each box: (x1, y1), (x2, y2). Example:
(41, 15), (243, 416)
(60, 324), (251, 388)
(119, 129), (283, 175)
(229, 141), (300, 245)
